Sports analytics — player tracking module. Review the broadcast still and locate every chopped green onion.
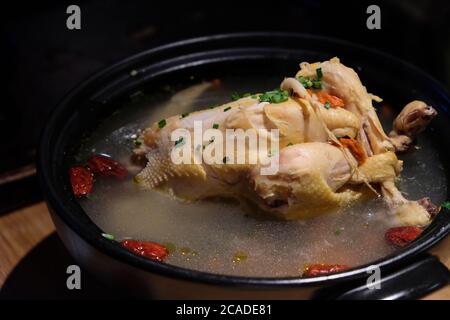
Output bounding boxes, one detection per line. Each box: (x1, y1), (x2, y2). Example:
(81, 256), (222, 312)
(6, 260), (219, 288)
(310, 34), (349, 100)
(287, 142), (293, 146)
(158, 119), (166, 129)
(298, 76), (322, 89)
(223, 106), (232, 112)
(441, 201), (450, 209)
(324, 101), (331, 109)
(316, 67), (323, 79)
(174, 137), (185, 147)
(258, 89), (289, 104)
(180, 113), (189, 119)
(101, 233), (115, 240)
(231, 92), (252, 101)
(334, 228), (343, 236)
(298, 76), (313, 88)
(231, 92), (240, 101)
(133, 139), (142, 146)
(212, 123), (219, 129)
(312, 80), (322, 89)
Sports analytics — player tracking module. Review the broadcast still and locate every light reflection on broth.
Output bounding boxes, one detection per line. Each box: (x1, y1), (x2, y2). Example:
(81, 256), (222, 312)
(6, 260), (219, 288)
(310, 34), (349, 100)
(75, 78), (447, 277)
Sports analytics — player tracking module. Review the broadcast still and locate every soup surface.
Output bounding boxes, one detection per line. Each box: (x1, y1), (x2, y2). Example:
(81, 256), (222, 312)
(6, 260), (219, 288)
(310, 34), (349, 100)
(75, 76), (447, 277)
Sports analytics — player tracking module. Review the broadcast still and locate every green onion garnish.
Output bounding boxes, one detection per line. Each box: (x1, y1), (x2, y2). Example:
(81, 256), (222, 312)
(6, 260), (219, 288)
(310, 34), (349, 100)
(101, 233), (115, 240)
(213, 123), (219, 129)
(231, 92), (253, 101)
(298, 76), (313, 88)
(441, 201), (450, 209)
(258, 89), (289, 104)
(231, 92), (240, 101)
(180, 113), (189, 119)
(174, 137), (185, 147)
(158, 119), (166, 128)
(312, 80), (322, 89)
(287, 142), (293, 146)
(334, 228), (343, 236)
(298, 76), (322, 89)
(324, 101), (331, 109)
(316, 67), (323, 79)
(223, 106), (232, 112)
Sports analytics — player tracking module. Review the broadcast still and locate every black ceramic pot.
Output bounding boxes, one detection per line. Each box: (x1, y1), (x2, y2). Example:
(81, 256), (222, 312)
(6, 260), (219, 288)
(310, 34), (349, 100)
(38, 33), (450, 299)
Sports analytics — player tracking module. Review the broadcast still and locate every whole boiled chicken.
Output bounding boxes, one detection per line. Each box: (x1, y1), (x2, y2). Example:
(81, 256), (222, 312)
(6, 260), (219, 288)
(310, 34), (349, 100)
(133, 57), (438, 227)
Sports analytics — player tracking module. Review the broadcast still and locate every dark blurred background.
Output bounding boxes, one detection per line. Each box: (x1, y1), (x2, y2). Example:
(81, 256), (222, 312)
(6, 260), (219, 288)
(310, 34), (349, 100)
(1, 0), (449, 213)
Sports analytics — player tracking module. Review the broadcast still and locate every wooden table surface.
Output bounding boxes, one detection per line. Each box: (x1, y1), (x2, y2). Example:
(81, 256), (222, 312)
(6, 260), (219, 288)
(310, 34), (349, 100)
(0, 201), (449, 299)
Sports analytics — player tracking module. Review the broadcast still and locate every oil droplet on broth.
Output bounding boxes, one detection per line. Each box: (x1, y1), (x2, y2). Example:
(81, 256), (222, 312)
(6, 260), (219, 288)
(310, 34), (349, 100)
(232, 251), (248, 263)
(163, 242), (176, 254)
(180, 247), (192, 256)
(76, 78), (447, 277)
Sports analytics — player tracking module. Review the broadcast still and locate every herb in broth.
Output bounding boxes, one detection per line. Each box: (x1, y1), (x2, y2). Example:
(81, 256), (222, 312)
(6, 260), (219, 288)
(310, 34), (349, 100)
(101, 233), (115, 240)
(441, 201), (450, 209)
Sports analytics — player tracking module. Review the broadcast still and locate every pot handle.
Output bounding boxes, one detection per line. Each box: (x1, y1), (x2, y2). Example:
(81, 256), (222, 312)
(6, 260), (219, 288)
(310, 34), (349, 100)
(314, 254), (450, 300)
